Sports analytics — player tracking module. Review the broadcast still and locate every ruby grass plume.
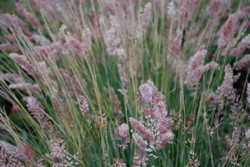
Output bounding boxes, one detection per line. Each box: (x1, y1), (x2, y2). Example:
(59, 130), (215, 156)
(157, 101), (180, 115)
(0, 0), (250, 166)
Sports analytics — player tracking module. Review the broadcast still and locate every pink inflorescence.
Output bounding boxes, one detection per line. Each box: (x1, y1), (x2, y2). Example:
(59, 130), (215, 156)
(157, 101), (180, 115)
(116, 123), (129, 139)
(185, 46), (219, 87)
(10, 53), (36, 76)
(49, 137), (67, 159)
(9, 83), (41, 92)
(139, 80), (157, 103)
(130, 80), (174, 157)
(230, 35), (250, 56)
(79, 95), (89, 114)
(218, 14), (235, 49)
(234, 54), (250, 70)
(208, 64), (238, 114)
(141, 3), (152, 33)
(26, 97), (54, 132)
(116, 123), (130, 149)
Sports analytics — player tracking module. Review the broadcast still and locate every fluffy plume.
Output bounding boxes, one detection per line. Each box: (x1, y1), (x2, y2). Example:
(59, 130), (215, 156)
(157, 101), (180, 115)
(116, 123), (129, 149)
(26, 97), (53, 132)
(185, 46), (219, 87)
(215, 64), (236, 102)
(48, 137), (79, 166)
(9, 83), (41, 92)
(10, 53), (36, 76)
(139, 80), (157, 102)
(103, 16), (121, 55)
(79, 95), (89, 114)
(218, 15), (235, 49)
(140, 3), (152, 32)
(15, 1), (39, 28)
(130, 80), (174, 157)
(234, 54), (250, 70)
(230, 35), (250, 56)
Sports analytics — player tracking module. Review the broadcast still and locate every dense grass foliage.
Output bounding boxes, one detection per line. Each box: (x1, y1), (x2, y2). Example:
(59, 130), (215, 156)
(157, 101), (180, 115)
(0, 0), (250, 166)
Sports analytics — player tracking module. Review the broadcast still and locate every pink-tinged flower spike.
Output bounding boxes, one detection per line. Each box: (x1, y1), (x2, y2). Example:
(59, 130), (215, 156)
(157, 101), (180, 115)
(116, 123), (129, 139)
(9, 53), (36, 76)
(132, 133), (147, 150)
(247, 83), (250, 104)
(48, 137), (80, 166)
(188, 46), (207, 71)
(15, 1), (39, 29)
(116, 48), (127, 62)
(111, 159), (126, 167)
(26, 97), (54, 132)
(130, 118), (153, 140)
(0, 140), (23, 160)
(169, 31), (182, 58)
(130, 80), (174, 159)
(141, 3), (152, 33)
(32, 34), (50, 46)
(22, 143), (34, 165)
(168, 31), (185, 74)
(67, 35), (84, 53)
(116, 123), (130, 149)
(0, 73), (21, 83)
(218, 14), (235, 49)
(9, 83), (41, 92)
(49, 137), (67, 159)
(230, 35), (250, 56)
(234, 54), (250, 70)
(103, 16), (121, 55)
(216, 64), (236, 102)
(156, 130), (174, 149)
(79, 95), (89, 114)
(0, 141), (25, 166)
(0, 14), (28, 31)
(139, 80), (157, 103)
(185, 46), (219, 87)
(209, 64), (236, 113)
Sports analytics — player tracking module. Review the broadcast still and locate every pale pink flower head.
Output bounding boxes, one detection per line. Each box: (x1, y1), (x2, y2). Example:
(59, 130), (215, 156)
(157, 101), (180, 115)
(188, 46), (207, 71)
(234, 54), (250, 70)
(156, 130), (174, 149)
(169, 31), (182, 57)
(129, 118), (153, 141)
(216, 64), (236, 102)
(9, 53), (36, 76)
(139, 80), (157, 102)
(230, 34), (250, 56)
(79, 95), (89, 114)
(49, 137), (67, 159)
(218, 14), (235, 49)
(116, 48), (127, 62)
(22, 142), (34, 163)
(111, 159), (126, 167)
(132, 133), (147, 149)
(9, 83), (41, 92)
(116, 123), (129, 138)
(141, 2), (152, 32)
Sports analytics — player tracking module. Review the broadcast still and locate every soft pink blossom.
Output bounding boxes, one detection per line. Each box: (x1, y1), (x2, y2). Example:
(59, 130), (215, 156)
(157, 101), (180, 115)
(10, 53), (36, 76)
(79, 95), (89, 114)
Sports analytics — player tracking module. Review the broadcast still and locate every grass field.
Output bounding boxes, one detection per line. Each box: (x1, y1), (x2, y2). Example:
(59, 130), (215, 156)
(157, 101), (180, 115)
(0, 0), (250, 166)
